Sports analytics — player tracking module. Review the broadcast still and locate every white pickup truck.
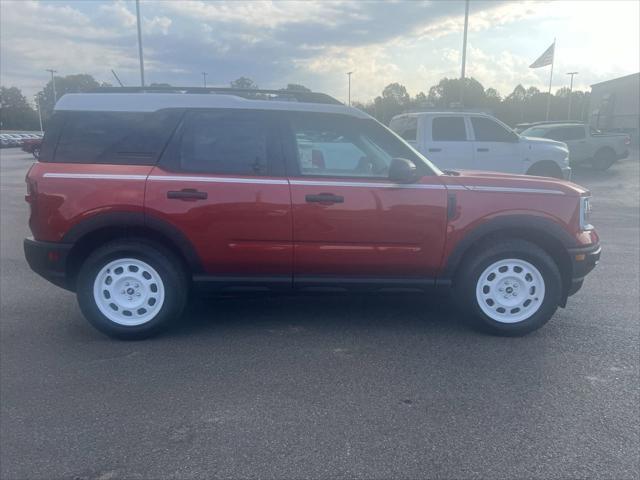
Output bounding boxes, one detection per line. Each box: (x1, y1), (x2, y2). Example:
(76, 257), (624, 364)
(390, 112), (571, 179)
(520, 122), (631, 170)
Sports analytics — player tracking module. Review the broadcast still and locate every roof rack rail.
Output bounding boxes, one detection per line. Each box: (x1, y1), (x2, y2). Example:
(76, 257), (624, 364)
(89, 86), (343, 105)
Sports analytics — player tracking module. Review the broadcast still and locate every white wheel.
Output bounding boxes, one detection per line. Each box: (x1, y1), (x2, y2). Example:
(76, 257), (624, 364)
(92, 258), (166, 326)
(475, 258), (546, 324)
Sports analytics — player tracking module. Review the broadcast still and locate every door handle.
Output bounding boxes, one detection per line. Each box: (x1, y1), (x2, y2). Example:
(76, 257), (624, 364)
(305, 193), (344, 204)
(476, 148), (490, 152)
(428, 148), (442, 153)
(167, 189), (208, 200)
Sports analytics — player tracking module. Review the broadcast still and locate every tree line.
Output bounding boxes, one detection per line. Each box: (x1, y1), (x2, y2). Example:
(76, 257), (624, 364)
(0, 74), (589, 131)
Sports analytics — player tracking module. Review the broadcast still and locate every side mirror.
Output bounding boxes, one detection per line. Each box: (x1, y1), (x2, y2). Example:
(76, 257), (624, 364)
(388, 158), (419, 183)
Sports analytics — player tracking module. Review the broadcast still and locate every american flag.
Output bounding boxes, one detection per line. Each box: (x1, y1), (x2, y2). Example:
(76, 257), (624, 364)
(529, 42), (555, 68)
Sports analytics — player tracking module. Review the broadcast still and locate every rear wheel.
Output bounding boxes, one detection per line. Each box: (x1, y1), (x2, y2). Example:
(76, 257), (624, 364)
(76, 239), (188, 339)
(591, 148), (616, 170)
(455, 239), (562, 336)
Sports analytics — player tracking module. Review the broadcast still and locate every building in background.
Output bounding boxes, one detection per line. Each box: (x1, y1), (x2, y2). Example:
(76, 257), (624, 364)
(590, 72), (640, 144)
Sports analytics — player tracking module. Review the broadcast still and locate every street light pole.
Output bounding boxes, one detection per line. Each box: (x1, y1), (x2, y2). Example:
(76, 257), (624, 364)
(346, 71), (353, 106)
(46, 69), (57, 103)
(35, 96), (43, 132)
(135, 0), (145, 87)
(459, 0), (470, 106)
(202, 72), (208, 88)
(566, 71), (578, 120)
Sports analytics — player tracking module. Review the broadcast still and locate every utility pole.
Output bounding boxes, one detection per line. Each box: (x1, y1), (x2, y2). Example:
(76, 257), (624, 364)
(46, 69), (57, 103)
(111, 69), (125, 87)
(35, 96), (43, 132)
(202, 72), (208, 88)
(566, 71), (578, 120)
(346, 71), (353, 106)
(459, 0), (470, 106)
(135, 0), (145, 87)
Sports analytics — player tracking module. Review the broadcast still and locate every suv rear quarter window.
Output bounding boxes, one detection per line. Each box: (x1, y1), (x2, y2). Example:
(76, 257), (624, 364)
(51, 110), (182, 165)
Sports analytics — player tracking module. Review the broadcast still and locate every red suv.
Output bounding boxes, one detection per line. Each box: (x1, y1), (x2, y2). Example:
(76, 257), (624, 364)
(24, 88), (601, 339)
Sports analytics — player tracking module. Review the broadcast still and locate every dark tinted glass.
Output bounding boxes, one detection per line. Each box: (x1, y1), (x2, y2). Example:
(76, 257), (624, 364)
(39, 112), (66, 162)
(54, 110), (181, 164)
(400, 128), (417, 141)
(471, 117), (518, 142)
(432, 117), (466, 141)
(178, 110), (274, 175)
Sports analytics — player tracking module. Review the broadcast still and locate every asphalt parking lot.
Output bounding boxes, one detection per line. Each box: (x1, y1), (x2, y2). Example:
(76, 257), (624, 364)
(1, 147), (638, 480)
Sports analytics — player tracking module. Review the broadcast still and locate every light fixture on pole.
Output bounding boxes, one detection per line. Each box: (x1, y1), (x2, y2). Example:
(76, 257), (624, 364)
(202, 72), (208, 88)
(135, 0), (145, 87)
(46, 69), (57, 103)
(459, 0), (470, 106)
(566, 71), (578, 120)
(346, 71), (353, 106)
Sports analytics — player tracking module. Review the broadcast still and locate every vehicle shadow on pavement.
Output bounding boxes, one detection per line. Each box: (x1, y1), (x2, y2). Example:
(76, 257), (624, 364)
(168, 292), (473, 339)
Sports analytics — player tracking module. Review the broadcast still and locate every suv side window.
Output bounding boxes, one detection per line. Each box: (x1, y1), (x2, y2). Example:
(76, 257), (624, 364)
(54, 110), (181, 164)
(286, 113), (425, 178)
(176, 110), (277, 175)
(471, 117), (518, 142)
(432, 117), (466, 141)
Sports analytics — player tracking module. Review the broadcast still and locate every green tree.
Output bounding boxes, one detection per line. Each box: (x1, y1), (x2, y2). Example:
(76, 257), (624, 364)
(372, 82), (411, 124)
(230, 77), (258, 89)
(283, 83), (311, 92)
(0, 86), (38, 130)
(428, 77), (486, 109)
(37, 74), (101, 119)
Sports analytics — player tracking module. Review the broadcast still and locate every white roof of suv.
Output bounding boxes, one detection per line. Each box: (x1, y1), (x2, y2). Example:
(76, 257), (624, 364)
(55, 93), (370, 119)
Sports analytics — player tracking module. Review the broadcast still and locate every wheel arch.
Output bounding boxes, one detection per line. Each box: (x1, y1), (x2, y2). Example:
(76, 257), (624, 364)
(64, 212), (203, 287)
(526, 160), (563, 178)
(442, 215), (575, 304)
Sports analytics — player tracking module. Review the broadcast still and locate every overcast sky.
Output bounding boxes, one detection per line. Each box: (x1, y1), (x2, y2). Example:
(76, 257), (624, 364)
(1, 0), (638, 104)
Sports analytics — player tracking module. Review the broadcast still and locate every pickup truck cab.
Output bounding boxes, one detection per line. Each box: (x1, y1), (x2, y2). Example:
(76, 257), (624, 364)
(521, 122), (630, 170)
(390, 112), (571, 179)
(24, 89), (600, 339)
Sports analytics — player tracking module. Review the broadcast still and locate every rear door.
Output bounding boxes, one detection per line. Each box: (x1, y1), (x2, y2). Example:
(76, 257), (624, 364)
(282, 112), (448, 284)
(145, 109), (293, 281)
(470, 116), (521, 173)
(424, 116), (474, 170)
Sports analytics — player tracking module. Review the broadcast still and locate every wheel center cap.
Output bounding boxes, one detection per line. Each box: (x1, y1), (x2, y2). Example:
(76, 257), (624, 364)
(126, 287), (135, 295)
(506, 287), (513, 294)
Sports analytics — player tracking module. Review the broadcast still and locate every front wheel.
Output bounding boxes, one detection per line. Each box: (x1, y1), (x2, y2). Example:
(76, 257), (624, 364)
(455, 239), (562, 336)
(76, 239), (188, 339)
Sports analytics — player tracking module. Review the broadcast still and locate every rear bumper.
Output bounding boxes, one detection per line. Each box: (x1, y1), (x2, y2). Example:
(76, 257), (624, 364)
(567, 242), (601, 296)
(23, 237), (73, 290)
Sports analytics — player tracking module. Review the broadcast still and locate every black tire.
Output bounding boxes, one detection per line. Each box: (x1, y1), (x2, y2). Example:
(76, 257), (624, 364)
(76, 239), (188, 339)
(591, 148), (616, 170)
(526, 161), (563, 179)
(454, 239), (562, 336)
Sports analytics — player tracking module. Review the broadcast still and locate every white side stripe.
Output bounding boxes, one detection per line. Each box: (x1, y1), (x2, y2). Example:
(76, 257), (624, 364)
(147, 175), (288, 185)
(289, 180), (445, 189)
(42, 173), (566, 195)
(43, 173), (148, 180)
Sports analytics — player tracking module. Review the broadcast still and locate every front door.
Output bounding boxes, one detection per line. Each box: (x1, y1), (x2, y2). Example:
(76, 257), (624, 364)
(145, 109), (292, 280)
(424, 115), (474, 170)
(282, 112), (448, 284)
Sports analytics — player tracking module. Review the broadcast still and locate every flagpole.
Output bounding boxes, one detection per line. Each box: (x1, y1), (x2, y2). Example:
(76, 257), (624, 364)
(545, 38), (556, 120)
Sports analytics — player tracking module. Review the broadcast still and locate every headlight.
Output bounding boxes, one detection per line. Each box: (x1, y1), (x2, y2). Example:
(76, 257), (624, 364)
(580, 196), (593, 230)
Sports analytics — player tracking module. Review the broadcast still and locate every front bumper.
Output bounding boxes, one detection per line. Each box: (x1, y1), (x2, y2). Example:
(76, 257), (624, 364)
(567, 242), (601, 296)
(24, 237), (73, 290)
